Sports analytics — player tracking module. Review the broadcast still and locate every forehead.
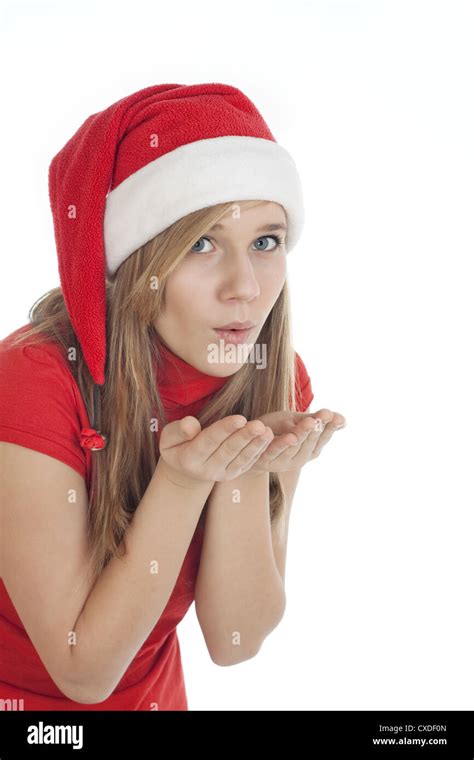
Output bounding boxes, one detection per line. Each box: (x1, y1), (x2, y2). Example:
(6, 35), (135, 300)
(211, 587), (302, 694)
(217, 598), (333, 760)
(209, 201), (287, 232)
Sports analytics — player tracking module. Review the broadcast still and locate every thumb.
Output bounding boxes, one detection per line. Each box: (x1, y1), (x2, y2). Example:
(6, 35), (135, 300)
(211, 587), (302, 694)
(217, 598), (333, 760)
(179, 415), (201, 439)
(161, 416), (201, 449)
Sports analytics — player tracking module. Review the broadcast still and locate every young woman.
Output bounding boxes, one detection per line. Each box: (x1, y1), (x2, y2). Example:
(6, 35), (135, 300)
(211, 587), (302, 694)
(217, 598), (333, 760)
(0, 83), (345, 711)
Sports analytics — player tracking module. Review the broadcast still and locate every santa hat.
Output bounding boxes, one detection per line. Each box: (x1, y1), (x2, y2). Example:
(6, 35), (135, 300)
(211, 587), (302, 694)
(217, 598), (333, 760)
(48, 83), (305, 450)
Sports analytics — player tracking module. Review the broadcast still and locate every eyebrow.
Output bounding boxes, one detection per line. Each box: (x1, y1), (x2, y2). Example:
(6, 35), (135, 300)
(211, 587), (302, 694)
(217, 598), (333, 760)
(208, 222), (288, 233)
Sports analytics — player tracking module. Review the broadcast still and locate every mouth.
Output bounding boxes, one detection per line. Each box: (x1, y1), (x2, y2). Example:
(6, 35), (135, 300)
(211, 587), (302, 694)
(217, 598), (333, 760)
(213, 325), (255, 344)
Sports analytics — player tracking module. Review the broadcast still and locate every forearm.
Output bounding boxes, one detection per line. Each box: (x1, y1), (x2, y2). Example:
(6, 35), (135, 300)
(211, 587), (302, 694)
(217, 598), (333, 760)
(67, 458), (213, 702)
(194, 471), (285, 666)
(271, 466), (302, 587)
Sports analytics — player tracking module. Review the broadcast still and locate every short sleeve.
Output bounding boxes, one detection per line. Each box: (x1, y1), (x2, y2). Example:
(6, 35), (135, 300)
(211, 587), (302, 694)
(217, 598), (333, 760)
(0, 339), (87, 480)
(294, 350), (315, 413)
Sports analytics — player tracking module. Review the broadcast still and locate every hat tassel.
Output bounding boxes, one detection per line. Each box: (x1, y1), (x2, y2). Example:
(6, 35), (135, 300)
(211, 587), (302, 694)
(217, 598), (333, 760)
(79, 383), (108, 451)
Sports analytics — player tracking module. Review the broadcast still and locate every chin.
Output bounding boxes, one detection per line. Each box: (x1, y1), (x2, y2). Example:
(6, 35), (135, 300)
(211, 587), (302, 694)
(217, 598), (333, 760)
(206, 364), (237, 377)
(203, 359), (241, 376)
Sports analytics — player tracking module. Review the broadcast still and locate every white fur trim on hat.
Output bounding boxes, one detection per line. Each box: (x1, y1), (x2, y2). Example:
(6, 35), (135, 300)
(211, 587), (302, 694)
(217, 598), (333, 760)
(103, 135), (304, 276)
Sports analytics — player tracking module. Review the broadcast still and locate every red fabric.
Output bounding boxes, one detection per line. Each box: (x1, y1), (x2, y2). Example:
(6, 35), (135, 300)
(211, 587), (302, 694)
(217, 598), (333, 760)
(0, 325), (314, 711)
(294, 350), (314, 414)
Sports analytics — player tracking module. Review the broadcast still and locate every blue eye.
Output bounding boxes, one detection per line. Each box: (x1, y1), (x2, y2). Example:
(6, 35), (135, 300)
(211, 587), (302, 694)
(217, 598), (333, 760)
(253, 235), (284, 252)
(189, 234), (284, 255)
(190, 237), (213, 254)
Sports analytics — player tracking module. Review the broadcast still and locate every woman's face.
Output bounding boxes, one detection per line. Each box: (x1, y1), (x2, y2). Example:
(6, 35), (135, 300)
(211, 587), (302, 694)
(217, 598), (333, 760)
(154, 200), (288, 376)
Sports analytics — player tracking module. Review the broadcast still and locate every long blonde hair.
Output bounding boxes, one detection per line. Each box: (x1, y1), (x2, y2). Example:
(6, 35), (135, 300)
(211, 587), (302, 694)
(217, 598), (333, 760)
(7, 200), (298, 585)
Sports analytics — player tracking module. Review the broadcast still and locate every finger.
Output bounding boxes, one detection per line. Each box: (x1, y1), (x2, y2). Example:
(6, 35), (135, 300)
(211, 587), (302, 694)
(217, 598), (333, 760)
(293, 415), (325, 437)
(257, 433), (299, 465)
(260, 409), (333, 435)
(289, 425), (323, 464)
(248, 418), (324, 471)
(304, 411), (346, 454)
(203, 419), (268, 469)
(243, 427), (293, 472)
(225, 427), (274, 477)
(259, 433), (309, 470)
(307, 410), (335, 433)
(280, 411), (331, 443)
(186, 415), (248, 461)
(267, 417), (326, 468)
(235, 427), (274, 462)
(311, 415), (346, 458)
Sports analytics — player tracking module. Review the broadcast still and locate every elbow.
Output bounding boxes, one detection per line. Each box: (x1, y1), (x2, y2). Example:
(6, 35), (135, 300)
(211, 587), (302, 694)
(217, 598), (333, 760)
(58, 678), (112, 705)
(56, 658), (113, 705)
(209, 643), (262, 667)
(209, 596), (287, 668)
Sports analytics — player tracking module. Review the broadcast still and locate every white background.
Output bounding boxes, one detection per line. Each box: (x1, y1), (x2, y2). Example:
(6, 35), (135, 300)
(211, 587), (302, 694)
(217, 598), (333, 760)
(1, 0), (473, 710)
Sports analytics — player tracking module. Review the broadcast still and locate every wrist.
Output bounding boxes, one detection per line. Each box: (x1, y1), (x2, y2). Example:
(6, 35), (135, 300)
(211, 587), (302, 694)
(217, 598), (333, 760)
(156, 457), (215, 492)
(222, 468), (270, 485)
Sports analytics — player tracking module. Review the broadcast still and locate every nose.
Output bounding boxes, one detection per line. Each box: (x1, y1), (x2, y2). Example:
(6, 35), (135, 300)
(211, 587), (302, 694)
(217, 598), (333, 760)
(218, 247), (261, 301)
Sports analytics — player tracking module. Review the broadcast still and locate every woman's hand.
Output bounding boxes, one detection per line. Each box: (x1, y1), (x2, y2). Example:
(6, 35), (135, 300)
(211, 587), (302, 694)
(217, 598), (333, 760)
(238, 409), (347, 480)
(158, 414), (278, 488)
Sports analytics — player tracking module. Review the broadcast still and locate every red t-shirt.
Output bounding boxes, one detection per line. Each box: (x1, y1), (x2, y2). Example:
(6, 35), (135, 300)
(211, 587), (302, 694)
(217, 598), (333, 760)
(0, 325), (314, 711)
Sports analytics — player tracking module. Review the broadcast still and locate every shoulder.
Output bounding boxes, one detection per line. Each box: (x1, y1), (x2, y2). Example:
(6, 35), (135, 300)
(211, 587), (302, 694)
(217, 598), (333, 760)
(0, 325), (89, 482)
(1, 325), (76, 386)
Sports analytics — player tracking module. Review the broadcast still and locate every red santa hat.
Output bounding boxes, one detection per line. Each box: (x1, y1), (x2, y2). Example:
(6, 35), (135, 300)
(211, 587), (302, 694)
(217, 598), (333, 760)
(48, 82), (305, 450)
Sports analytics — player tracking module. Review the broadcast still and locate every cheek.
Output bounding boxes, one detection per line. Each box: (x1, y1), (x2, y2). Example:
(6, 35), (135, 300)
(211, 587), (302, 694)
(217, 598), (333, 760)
(165, 271), (209, 319)
(167, 266), (191, 291)
(258, 255), (287, 294)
